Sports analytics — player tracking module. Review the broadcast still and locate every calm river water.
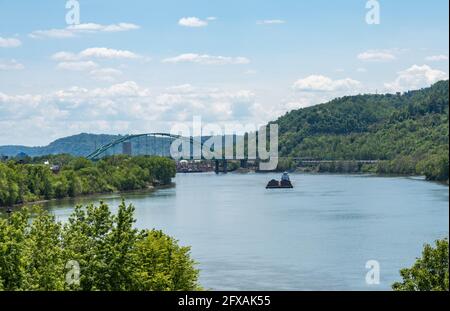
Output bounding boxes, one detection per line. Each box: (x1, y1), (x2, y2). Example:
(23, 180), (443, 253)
(38, 173), (448, 290)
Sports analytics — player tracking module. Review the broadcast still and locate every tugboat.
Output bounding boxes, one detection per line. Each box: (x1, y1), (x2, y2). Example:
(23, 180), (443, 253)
(266, 172), (294, 189)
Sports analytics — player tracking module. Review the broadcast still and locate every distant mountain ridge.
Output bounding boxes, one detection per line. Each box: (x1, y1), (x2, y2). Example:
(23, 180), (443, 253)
(0, 133), (121, 157)
(0, 133), (236, 158)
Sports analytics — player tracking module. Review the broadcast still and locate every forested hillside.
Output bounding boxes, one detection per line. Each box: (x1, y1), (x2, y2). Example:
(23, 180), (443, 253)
(274, 81), (449, 181)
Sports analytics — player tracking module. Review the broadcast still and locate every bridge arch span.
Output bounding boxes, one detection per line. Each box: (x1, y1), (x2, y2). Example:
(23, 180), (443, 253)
(86, 133), (203, 160)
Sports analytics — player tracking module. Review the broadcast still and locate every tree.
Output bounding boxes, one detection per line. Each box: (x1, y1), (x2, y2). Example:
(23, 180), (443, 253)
(0, 200), (200, 291)
(22, 209), (65, 290)
(392, 239), (449, 291)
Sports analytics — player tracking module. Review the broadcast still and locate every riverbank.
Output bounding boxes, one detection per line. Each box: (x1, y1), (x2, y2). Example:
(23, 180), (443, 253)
(276, 160), (449, 184)
(0, 182), (176, 213)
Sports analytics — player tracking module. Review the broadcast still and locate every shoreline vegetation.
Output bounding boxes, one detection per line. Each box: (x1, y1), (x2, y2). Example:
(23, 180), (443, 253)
(0, 155), (176, 208)
(4, 182), (176, 211)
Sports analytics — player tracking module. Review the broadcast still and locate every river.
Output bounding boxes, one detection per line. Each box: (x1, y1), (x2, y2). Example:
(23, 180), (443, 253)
(36, 173), (449, 290)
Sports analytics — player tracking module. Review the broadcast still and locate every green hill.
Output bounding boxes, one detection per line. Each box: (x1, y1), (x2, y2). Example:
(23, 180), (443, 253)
(273, 80), (449, 181)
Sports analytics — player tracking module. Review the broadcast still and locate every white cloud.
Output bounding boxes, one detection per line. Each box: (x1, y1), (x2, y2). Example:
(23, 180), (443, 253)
(57, 61), (99, 71)
(51, 51), (79, 61)
(178, 17), (209, 27)
(356, 67), (367, 73)
(156, 86), (256, 122)
(257, 19), (286, 25)
(425, 55), (449, 62)
(165, 84), (196, 93)
(0, 59), (24, 70)
(0, 82), (262, 144)
(89, 81), (151, 98)
(162, 53), (250, 65)
(357, 50), (396, 62)
(79, 47), (140, 59)
(52, 47), (141, 61)
(0, 36), (21, 48)
(293, 75), (361, 92)
(69, 22), (139, 32)
(29, 22), (140, 39)
(30, 29), (75, 39)
(244, 69), (257, 75)
(384, 65), (448, 92)
(89, 68), (123, 82)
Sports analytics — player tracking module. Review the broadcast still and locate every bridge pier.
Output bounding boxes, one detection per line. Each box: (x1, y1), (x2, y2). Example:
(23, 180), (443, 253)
(214, 160), (228, 174)
(223, 160), (227, 174)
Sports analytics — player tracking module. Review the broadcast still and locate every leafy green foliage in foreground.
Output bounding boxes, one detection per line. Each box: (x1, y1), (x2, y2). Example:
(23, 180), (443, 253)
(0, 201), (200, 291)
(0, 155), (176, 207)
(274, 81), (449, 181)
(393, 239), (449, 291)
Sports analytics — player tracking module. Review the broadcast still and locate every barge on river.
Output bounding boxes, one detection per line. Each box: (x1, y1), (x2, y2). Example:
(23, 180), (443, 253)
(266, 172), (294, 189)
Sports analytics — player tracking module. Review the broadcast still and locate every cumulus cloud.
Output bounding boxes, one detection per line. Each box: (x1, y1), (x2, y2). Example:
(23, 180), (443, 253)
(52, 47), (141, 61)
(80, 47), (140, 59)
(357, 50), (396, 62)
(257, 19), (286, 25)
(52, 48), (139, 82)
(178, 17), (209, 27)
(57, 61), (99, 71)
(0, 82), (260, 145)
(89, 68), (123, 82)
(0, 59), (24, 70)
(0, 36), (22, 48)
(29, 22), (140, 39)
(384, 65), (448, 92)
(293, 75), (361, 92)
(425, 55), (449, 62)
(156, 85), (256, 122)
(162, 53), (250, 65)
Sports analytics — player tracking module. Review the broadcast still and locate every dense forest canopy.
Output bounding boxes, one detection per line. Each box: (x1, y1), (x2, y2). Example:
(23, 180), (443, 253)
(273, 81), (449, 180)
(0, 155), (176, 207)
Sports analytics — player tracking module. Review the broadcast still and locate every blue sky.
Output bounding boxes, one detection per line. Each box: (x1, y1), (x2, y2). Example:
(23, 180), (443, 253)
(0, 0), (449, 145)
